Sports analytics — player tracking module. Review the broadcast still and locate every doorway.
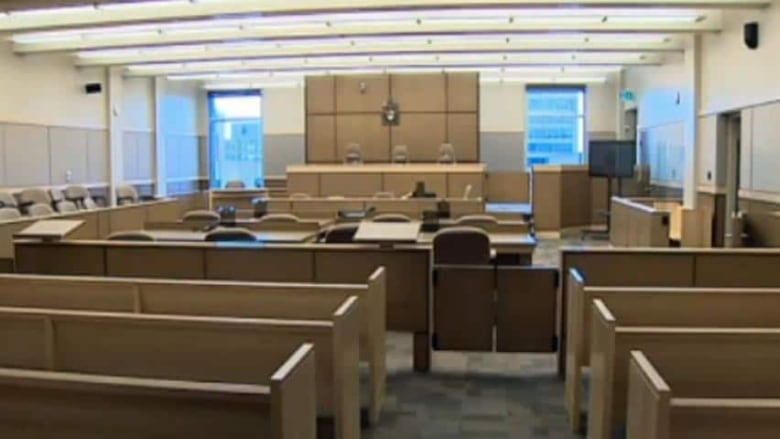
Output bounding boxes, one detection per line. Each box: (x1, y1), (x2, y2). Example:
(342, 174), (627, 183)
(724, 112), (742, 247)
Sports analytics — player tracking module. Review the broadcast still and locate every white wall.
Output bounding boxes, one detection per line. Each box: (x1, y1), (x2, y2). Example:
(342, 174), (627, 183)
(262, 86), (306, 176)
(0, 41), (106, 129)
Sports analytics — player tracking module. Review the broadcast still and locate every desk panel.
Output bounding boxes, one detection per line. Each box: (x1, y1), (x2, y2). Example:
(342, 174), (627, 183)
(382, 173), (447, 198)
(205, 247), (315, 282)
(106, 246), (205, 279)
(320, 173), (382, 197)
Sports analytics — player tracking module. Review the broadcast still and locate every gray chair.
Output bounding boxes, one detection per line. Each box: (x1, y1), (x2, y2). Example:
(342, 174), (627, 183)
(432, 226), (491, 265)
(116, 185), (140, 205)
(372, 213), (412, 223)
(225, 180), (246, 189)
(0, 192), (18, 210)
(258, 213), (300, 223)
(391, 145), (409, 164)
(57, 201), (80, 213)
(204, 228), (257, 242)
(108, 231), (156, 242)
(64, 185), (98, 210)
(49, 188), (78, 213)
(455, 214), (499, 227)
(19, 188), (52, 213)
(28, 203), (55, 217)
(438, 143), (456, 164)
(323, 224), (359, 244)
(344, 143), (362, 165)
(0, 208), (21, 221)
(373, 192), (395, 199)
(183, 210), (221, 225)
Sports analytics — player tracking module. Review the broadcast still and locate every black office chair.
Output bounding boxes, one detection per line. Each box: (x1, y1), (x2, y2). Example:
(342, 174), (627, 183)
(432, 227), (491, 265)
(107, 231), (156, 242)
(204, 228), (257, 242)
(322, 224), (359, 244)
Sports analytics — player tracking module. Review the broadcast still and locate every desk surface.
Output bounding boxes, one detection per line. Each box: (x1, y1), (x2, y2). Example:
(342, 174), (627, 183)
(354, 221), (422, 243)
(144, 229), (317, 243)
(14, 220), (85, 240)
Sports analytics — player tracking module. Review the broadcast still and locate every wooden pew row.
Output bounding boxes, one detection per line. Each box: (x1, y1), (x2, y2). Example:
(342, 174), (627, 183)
(564, 269), (780, 431)
(0, 344), (316, 439)
(627, 350), (780, 439)
(0, 269), (386, 424)
(587, 296), (780, 439)
(15, 240), (434, 371)
(558, 247), (780, 378)
(0, 302), (360, 439)
(0, 198), (182, 268)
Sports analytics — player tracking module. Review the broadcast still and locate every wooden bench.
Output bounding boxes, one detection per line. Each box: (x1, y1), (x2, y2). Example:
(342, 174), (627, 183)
(15, 240), (433, 371)
(0, 269), (386, 424)
(564, 269), (780, 431)
(558, 248), (780, 377)
(627, 349), (780, 439)
(0, 302), (360, 439)
(588, 297), (780, 439)
(0, 344), (316, 439)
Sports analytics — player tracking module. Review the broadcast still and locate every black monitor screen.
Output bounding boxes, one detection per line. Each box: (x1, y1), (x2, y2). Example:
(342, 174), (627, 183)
(588, 140), (636, 178)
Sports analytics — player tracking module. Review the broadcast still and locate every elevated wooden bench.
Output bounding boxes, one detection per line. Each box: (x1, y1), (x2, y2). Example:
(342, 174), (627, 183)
(0, 344), (316, 439)
(588, 298), (780, 439)
(0, 269), (386, 424)
(627, 349), (780, 439)
(0, 302), (360, 439)
(564, 268), (780, 431)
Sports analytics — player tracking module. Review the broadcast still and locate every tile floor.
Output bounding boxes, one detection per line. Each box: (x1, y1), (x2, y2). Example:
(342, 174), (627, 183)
(362, 235), (608, 438)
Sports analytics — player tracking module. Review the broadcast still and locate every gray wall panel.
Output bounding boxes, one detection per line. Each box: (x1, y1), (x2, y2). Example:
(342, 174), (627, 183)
(480, 132), (525, 172)
(265, 134), (305, 176)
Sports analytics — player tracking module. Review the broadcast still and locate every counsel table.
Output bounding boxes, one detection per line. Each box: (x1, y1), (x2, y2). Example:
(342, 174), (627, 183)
(143, 229), (318, 243)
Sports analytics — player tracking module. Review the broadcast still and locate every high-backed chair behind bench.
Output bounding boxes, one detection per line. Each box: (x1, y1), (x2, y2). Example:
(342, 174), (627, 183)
(116, 185), (140, 205)
(0, 344), (317, 439)
(226, 180), (246, 189)
(438, 143), (456, 164)
(391, 145), (409, 164)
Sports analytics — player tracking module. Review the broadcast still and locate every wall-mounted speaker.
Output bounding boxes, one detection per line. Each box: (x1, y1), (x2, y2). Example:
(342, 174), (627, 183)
(84, 83), (103, 94)
(744, 22), (759, 50)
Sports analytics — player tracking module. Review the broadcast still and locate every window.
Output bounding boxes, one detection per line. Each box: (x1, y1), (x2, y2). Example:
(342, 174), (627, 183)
(208, 90), (264, 189)
(525, 87), (585, 169)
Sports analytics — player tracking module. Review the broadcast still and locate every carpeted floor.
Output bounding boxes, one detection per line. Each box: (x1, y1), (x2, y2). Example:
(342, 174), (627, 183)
(363, 236), (608, 438)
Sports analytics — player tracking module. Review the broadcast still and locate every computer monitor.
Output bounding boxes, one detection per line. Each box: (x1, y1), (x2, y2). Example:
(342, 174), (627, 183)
(588, 140), (636, 178)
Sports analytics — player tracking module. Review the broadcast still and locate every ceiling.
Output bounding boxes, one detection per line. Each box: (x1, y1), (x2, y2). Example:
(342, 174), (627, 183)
(0, 0), (771, 89)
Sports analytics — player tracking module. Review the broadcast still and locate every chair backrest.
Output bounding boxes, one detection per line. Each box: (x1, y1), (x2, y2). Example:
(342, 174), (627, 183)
(433, 226), (491, 265)
(28, 203), (55, 217)
(455, 214), (499, 226)
(438, 143), (456, 164)
(323, 224), (359, 244)
(63, 185), (96, 210)
(57, 201), (79, 213)
(19, 188), (52, 207)
(372, 213), (412, 223)
(204, 228), (257, 242)
(373, 192), (395, 199)
(391, 145), (409, 163)
(116, 185), (139, 205)
(0, 208), (21, 221)
(0, 192), (17, 209)
(290, 193), (311, 199)
(258, 213), (300, 223)
(107, 231), (156, 242)
(182, 210), (221, 224)
(344, 143), (362, 164)
(225, 180), (246, 189)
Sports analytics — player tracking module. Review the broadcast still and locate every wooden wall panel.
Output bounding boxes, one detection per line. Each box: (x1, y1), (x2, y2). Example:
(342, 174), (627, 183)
(447, 113), (479, 162)
(390, 74), (446, 112)
(305, 76), (335, 114)
(335, 114), (389, 162)
(335, 75), (389, 113)
(286, 173), (320, 196)
(306, 115), (336, 163)
(447, 73), (479, 112)
(382, 173), (447, 197)
(486, 172), (530, 202)
(319, 173), (382, 197)
(390, 113), (446, 162)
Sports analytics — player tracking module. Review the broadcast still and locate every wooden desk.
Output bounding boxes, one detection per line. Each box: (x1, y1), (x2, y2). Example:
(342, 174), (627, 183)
(209, 189), (268, 210)
(144, 229), (317, 243)
(14, 220), (84, 241)
(287, 164), (486, 198)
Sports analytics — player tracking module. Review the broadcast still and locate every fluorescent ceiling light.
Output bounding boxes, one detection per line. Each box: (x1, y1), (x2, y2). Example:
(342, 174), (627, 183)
(96, 0), (189, 11)
(480, 76), (608, 84)
(204, 81), (304, 90)
(8, 5), (96, 17)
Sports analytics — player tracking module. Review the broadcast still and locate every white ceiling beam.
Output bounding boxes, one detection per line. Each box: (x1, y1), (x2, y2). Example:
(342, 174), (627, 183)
(122, 52), (665, 76)
(74, 38), (683, 67)
(13, 18), (721, 54)
(0, 0), (763, 31)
